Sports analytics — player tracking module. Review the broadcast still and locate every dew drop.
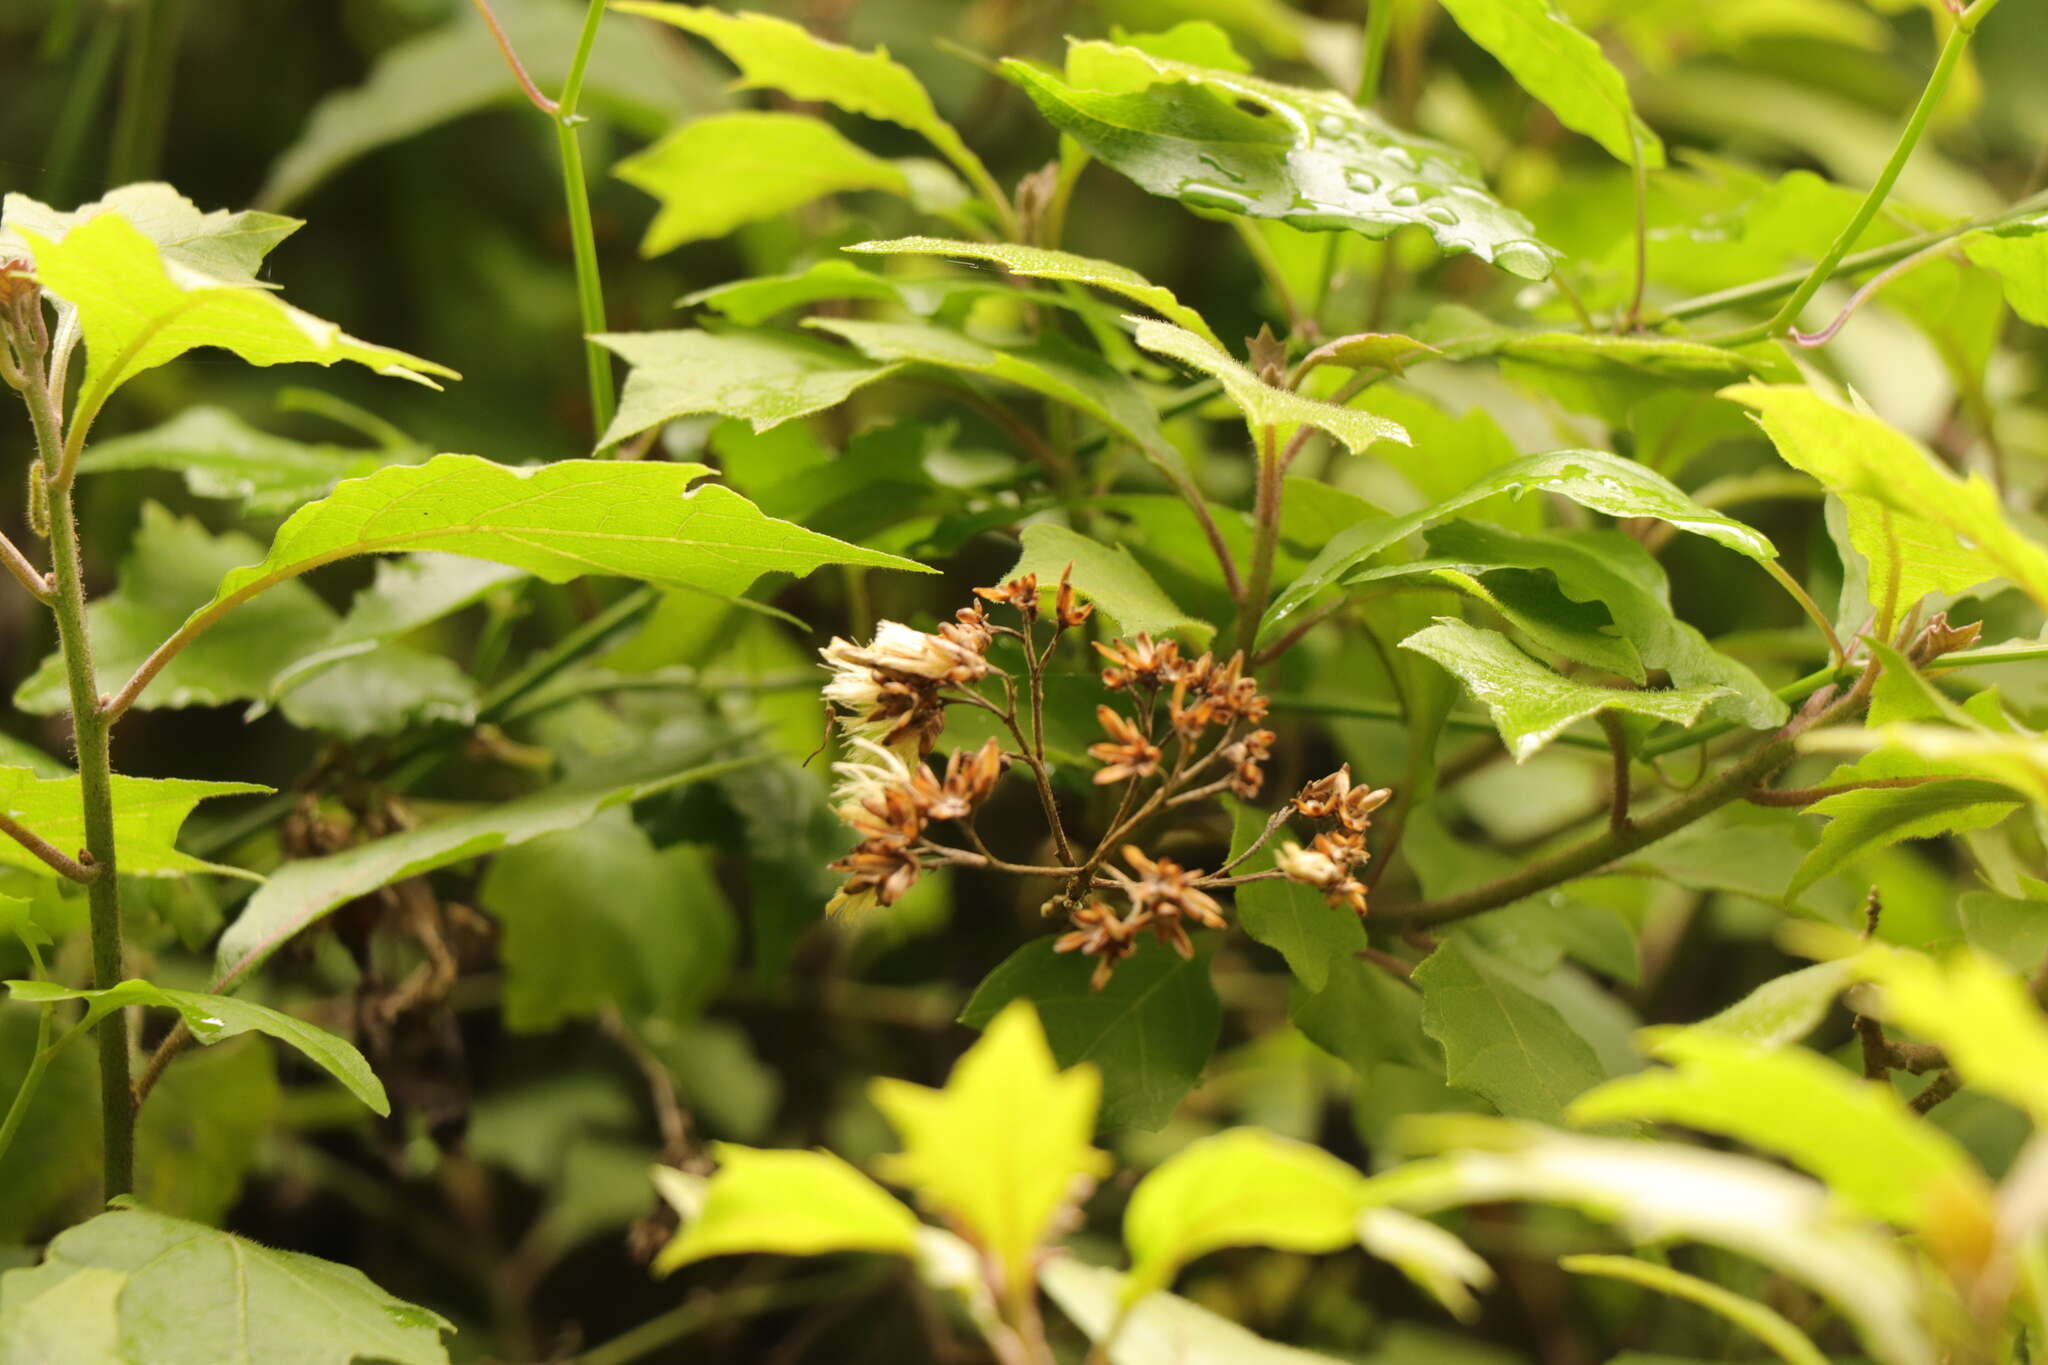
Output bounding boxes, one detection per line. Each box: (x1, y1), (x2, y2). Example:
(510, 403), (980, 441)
(1493, 239), (1555, 281)
(1343, 167), (1382, 195)
(1179, 180), (1258, 212)
(1424, 206), (1459, 226)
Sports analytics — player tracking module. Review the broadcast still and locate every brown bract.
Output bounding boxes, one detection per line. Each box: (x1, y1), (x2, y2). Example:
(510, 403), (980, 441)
(1087, 705), (1162, 784)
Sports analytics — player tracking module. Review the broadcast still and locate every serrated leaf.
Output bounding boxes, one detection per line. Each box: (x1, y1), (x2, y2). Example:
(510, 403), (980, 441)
(1123, 1128), (1370, 1298)
(1375, 1121), (1935, 1365)
(1435, 0), (1663, 166)
(1041, 1257), (1349, 1364)
(1402, 618), (1729, 761)
(1007, 523), (1212, 645)
(1, 183), (296, 283)
(809, 317), (1164, 452)
(959, 938), (1221, 1131)
(1264, 448), (1777, 644)
(1414, 937), (1612, 1124)
(171, 456), (925, 667)
(1003, 46), (1557, 279)
(1131, 317), (1407, 453)
(213, 751), (757, 990)
(6, 978), (387, 1115)
(73, 407), (408, 516)
(847, 236), (1223, 346)
(617, 112), (910, 255)
(1788, 779), (2022, 899)
(0, 768), (264, 882)
(16, 504), (337, 716)
(1730, 384), (2048, 614)
(612, 3), (995, 204)
(0, 1204), (452, 1365)
(653, 1144), (920, 1273)
(871, 1002), (1109, 1290)
(259, 0), (711, 208)
(1570, 1032), (1989, 1230)
(1681, 960), (1854, 1048)
(19, 213), (455, 419)
(596, 328), (898, 448)
(479, 811), (734, 1032)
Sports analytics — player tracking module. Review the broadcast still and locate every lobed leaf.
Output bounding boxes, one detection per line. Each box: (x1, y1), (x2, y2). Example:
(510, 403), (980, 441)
(6, 978), (388, 1114)
(1004, 44), (1558, 279)
(1, 183), (296, 283)
(616, 112), (910, 256)
(0, 767), (265, 883)
(1788, 779), (2022, 899)
(870, 1002), (1109, 1291)
(1401, 618), (1730, 761)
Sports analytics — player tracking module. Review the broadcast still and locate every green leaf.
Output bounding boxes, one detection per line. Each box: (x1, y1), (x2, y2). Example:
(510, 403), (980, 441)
(20, 213), (455, 420)
(1401, 618), (1730, 761)
(683, 261), (917, 326)
(1558, 1255), (1827, 1365)
(73, 407), (409, 517)
(1230, 801), (1367, 992)
(1405, 521), (1785, 729)
(175, 456), (925, 660)
(596, 328), (897, 449)
(1374, 1121), (1936, 1365)
(479, 811), (735, 1032)
(1289, 956), (1436, 1076)
(258, 0), (712, 208)
(871, 1002), (1109, 1290)
(1569, 1031), (1989, 1230)
(959, 938), (1221, 1130)
(1041, 1257), (1350, 1364)
(213, 751), (759, 991)
(1007, 523), (1213, 645)
(1414, 937), (1612, 1124)
(653, 1144), (920, 1273)
(1434, 0), (1663, 166)
(1264, 449), (1778, 644)
(1788, 780), (2022, 899)
(846, 236), (1223, 347)
(1729, 384), (2048, 614)
(1833, 941), (2048, 1129)
(0, 1265), (124, 1365)
(1962, 218), (2048, 327)
(1130, 318), (1407, 453)
(1004, 46), (1557, 280)
(0, 1204), (452, 1365)
(809, 317), (1165, 453)
(0, 767), (263, 882)
(1680, 960), (1854, 1048)
(1296, 331), (1443, 380)
(1, 183), (297, 282)
(612, 3), (996, 205)
(6, 978), (387, 1115)
(616, 112), (910, 255)
(1123, 1128), (1370, 1298)
(267, 556), (521, 704)
(16, 505), (337, 716)
(1357, 560), (1646, 682)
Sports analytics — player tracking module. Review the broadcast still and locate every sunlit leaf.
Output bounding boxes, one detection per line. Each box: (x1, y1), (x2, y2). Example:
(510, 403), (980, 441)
(1355, 1208), (1494, 1322)
(1004, 44), (1558, 279)
(1788, 779), (2022, 899)
(596, 329), (898, 448)
(0, 1204), (452, 1365)
(847, 236), (1222, 345)
(1, 183), (296, 283)
(871, 1001), (1110, 1290)
(1131, 317), (1407, 453)
(1007, 523), (1213, 645)
(1961, 217), (2048, 327)
(616, 112), (910, 255)
(6, 978), (387, 1115)
(1558, 1254), (1827, 1365)
(73, 407), (408, 516)
(1679, 960), (1854, 1048)
(0, 767), (264, 882)
(652, 1144), (920, 1273)
(1041, 1257), (1349, 1364)
(1436, 0), (1664, 166)
(1401, 618), (1730, 761)
(1123, 1128), (1370, 1298)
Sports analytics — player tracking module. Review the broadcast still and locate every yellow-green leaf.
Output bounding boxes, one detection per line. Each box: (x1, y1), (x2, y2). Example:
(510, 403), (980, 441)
(597, 329), (898, 448)
(0, 768), (265, 882)
(1007, 523), (1212, 645)
(1131, 317), (1407, 454)
(652, 1144), (921, 1273)
(870, 1001), (1109, 1289)
(1436, 0), (1664, 167)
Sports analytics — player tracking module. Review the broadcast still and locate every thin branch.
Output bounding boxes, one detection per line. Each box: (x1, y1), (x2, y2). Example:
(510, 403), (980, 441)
(467, 0), (559, 115)
(599, 1006), (693, 1164)
(0, 532), (49, 604)
(1744, 775), (1951, 807)
(1598, 712), (1632, 834)
(0, 810), (99, 883)
(1909, 1070), (1961, 1115)
(1789, 239), (1957, 347)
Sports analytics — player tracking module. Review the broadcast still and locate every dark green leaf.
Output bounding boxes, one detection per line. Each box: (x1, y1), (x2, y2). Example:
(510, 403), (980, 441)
(1414, 936), (1612, 1123)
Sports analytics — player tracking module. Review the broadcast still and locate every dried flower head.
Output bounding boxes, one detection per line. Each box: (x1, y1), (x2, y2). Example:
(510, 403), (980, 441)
(1087, 706), (1162, 784)
(1053, 901), (1140, 991)
(1294, 765), (1353, 819)
(917, 738), (1007, 822)
(1223, 728), (1276, 799)
(1116, 844), (1226, 957)
(1093, 634), (1182, 691)
(1336, 782), (1393, 833)
(975, 573), (1040, 618)
(827, 839), (923, 917)
(1054, 564), (1094, 628)
(1275, 838), (1369, 916)
(820, 620), (988, 754)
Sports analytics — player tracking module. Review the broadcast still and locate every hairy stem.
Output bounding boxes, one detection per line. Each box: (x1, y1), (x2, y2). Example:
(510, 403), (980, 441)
(1235, 427), (1285, 651)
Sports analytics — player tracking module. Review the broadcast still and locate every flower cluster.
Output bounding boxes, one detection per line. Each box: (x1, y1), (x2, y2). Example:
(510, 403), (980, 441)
(820, 618), (990, 755)
(825, 736), (1007, 917)
(975, 567), (1094, 628)
(1275, 765), (1392, 916)
(1054, 846), (1227, 989)
(1087, 636), (1275, 795)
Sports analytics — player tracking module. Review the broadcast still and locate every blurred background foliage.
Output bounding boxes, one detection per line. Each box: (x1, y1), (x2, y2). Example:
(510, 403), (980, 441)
(2, 0), (2048, 1361)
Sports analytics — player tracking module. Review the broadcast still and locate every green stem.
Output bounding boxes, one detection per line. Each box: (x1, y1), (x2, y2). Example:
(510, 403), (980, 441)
(555, 0), (617, 443)
(42, 16), (123, 204)
(0, 1016), (92, 1173)
(1235, 427), (1284, 652)
(1359, 0), (1395, 105)
(108, 0), (181, 185)
(1709, 16), (1977, 345)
